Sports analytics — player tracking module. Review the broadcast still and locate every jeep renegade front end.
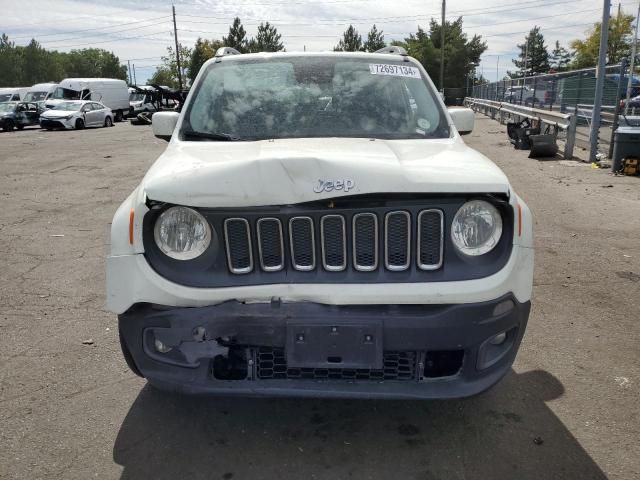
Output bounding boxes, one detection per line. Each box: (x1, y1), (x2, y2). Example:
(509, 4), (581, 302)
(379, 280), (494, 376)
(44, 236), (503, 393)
(106, 48), (533, 399)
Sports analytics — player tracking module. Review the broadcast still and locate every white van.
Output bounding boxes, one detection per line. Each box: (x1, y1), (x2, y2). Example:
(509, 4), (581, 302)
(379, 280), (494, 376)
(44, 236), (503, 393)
(46, 78), (129, 121)
(0, 87), (28, 102)
(24, 83), (58, 105)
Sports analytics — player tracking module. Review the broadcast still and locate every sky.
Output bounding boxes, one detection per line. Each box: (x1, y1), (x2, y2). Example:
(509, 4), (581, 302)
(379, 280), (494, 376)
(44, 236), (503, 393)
(1, 0), (637, 85)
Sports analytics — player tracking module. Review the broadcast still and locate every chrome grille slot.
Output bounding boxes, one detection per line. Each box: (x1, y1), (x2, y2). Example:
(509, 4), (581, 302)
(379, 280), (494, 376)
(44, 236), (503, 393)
(321, 215), (347, 271)
(417, 209), (444, 270)
(224, 218), (253, 274)
(385, 211), (410, 271)
(353, 213), (378, 271)
(289, 217), (315, 271)
(257, 218), (284, 271)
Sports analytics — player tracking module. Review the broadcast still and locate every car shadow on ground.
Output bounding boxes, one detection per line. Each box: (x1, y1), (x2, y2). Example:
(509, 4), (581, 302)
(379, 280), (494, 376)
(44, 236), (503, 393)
(113, 370), (606, 480)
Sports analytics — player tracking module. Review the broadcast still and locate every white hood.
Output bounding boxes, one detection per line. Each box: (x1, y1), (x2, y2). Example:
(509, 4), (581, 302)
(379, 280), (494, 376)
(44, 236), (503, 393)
(142, 137), (511, 207)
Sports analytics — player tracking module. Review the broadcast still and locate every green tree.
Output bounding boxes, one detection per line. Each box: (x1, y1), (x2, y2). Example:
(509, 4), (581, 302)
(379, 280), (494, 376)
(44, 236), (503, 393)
(65, 48), (127, 80)
(363, 24), (385, 52)
(0, 34), (24, 86)
(395, 18), (486, 90)
(150, 44), (192, 87)
(549, 40), (572, 72)
(247, 22), (284, 53)
(149, 67), (178, 88)
(334, 25), (363, 52)
(509, 26), (550, 78)
(188, 38), (223, 83)
(570, 12), (634, 68)
(222, 17), (249, 53)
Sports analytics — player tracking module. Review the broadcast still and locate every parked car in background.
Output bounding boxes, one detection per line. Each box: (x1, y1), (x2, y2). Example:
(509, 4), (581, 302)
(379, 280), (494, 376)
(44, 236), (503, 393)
(503, 85), (549, 107)
(39, 100), (113, 130)
(0, 87), (28, 102)
(23, 83), (58, 106)
(45, 78), (129, 121)
(0, 102), (43, 131)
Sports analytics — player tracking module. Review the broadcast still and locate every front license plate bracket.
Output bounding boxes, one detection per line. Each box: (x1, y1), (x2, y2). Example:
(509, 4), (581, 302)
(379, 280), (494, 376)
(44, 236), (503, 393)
(286, 320), (383, 369)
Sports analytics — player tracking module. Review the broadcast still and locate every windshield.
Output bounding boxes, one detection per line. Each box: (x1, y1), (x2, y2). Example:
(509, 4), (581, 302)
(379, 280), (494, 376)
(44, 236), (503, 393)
(24, 91), (48, 102)
(0, 94), (14, 102)
(53, 102), (83, 111)
(130, 93), (146, 102)
(0, 102), (16, 113)
(182, 56), (449, 141)
(51, 87), (80, 100)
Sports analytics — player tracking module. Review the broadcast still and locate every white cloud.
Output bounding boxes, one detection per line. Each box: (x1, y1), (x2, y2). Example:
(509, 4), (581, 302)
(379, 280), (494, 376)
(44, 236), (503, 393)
(0, 0), (625, 83)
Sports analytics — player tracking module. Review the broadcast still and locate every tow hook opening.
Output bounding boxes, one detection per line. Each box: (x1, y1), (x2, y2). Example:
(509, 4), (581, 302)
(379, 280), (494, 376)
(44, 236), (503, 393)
(211, 342), (250, 380)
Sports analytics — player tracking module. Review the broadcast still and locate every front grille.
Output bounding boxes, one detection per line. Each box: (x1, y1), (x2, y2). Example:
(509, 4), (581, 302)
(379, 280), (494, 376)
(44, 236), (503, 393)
(321, 215), (347, 271)
(222, 209), (444, 275)
(257, 218), (284, 271)
(418, 210), (444, 270)
(385, 211), (411, 270)
(224, 218), (253, 274)
(289, 217), (315, 271)
(255, 347), (417, 381)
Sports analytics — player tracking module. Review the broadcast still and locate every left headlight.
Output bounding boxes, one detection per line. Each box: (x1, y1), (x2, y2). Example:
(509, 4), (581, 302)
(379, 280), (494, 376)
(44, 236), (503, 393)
(153, 206), (211, 260)
(451, 200), (503, 256)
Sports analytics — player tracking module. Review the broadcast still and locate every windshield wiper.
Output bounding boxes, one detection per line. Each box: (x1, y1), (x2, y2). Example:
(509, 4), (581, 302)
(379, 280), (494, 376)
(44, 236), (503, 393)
(182, 130), (243, 141)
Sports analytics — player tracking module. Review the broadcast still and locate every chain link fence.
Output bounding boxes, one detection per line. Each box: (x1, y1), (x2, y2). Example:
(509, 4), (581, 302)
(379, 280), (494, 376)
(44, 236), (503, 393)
(454, 63), (640, 157)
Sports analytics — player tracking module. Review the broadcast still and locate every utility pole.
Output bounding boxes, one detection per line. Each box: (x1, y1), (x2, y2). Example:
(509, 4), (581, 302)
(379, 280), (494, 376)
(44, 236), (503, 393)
(496, 56), (500, 99)
(172, 4), (183, 90)
(132, 64), (137, 85)
(127, 60), (132, 84)
(440, 0), (446, 93)
(589, 0), (611, 162)
(625, 1), (640, 114)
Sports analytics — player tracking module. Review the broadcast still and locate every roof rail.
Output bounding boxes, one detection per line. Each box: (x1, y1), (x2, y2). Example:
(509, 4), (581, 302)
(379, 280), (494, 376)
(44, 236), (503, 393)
(215, 47), (241, 57)
(374, 46), (408, 56)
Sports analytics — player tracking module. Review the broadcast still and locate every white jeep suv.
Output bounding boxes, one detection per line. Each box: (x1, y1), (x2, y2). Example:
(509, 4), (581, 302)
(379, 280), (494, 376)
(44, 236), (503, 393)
(106, 47), (533, 399)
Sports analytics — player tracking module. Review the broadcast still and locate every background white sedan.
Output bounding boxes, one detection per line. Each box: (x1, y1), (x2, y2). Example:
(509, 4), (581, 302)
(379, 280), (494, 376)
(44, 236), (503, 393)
(40, 101), (113, 130)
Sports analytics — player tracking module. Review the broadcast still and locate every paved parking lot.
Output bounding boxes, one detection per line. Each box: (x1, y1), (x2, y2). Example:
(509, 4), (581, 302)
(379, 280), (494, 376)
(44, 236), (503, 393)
(1, 118), (639, 479)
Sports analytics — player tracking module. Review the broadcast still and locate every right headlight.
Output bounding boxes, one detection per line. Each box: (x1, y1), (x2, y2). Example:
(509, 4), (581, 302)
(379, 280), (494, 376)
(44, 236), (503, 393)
(153, 206), (211, 260)
(451, 200), (503, 256)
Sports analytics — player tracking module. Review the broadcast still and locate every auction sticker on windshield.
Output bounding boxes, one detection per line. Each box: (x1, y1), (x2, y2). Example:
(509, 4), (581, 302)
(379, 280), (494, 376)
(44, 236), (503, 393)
(369, 64), (421, 78)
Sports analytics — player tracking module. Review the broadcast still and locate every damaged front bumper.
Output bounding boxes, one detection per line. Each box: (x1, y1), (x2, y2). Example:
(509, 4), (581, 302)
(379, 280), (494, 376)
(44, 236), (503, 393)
(118, 294), (530, 399)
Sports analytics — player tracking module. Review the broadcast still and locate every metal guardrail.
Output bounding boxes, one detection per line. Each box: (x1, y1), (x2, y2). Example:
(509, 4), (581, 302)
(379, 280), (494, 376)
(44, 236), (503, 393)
(464, 97), (577, 160)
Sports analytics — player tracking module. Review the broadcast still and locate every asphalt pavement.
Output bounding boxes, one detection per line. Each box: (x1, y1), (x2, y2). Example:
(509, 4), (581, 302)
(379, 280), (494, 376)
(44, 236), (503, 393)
(0, 117), (638, 479)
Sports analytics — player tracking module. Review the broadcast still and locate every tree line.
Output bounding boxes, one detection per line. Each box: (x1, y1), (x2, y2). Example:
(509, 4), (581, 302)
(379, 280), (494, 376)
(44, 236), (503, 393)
(1, 11), (636, 90)
(151, 16), (488, 92)
(508, 11), (635, 79)
(0, 34), (126, 87)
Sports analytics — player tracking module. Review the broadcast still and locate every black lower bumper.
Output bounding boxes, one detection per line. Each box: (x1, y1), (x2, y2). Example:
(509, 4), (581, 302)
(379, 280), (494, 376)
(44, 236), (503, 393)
(118, 295), (530, 399)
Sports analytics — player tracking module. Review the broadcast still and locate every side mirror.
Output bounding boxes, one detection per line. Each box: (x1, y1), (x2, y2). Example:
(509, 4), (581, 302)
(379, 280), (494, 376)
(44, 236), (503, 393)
(152, 112), (180, 141)
(448, 107), (474, 135)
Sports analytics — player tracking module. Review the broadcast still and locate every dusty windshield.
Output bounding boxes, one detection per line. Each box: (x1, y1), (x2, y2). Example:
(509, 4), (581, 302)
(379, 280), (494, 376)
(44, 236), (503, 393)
(182, 56), (449, 141)
(0, 102), (17, 113)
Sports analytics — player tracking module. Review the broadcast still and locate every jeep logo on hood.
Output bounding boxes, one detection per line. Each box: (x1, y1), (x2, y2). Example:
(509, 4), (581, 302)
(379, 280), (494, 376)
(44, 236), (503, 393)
(313, 179), (355, 194)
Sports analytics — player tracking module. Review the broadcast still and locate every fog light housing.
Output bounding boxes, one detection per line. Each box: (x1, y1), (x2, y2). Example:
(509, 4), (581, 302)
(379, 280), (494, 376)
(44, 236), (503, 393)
(154, 338), (172, 353)
(489, 332), (507, 345)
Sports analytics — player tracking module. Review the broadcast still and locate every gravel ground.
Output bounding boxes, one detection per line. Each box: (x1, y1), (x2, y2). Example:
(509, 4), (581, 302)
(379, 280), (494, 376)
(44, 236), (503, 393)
(0, 118), (638, 480)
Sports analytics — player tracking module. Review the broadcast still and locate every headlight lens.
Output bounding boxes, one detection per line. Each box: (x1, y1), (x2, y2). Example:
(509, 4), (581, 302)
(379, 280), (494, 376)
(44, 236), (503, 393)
(153, 206), (211, 260)
(64, 114), (74, 120)
(451, 200), (503, 256)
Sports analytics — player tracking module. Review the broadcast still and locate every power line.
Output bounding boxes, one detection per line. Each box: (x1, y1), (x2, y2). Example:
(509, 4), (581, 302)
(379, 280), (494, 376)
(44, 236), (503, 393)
(37, 20), (171, 46)
(8, 15), (171, 40)
(43, 30), (172, 49)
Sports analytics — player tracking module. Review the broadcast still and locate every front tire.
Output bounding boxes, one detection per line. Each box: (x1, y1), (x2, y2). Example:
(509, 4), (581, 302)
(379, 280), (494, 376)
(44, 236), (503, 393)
(104, 116), (113, 128)
(3, 120), (14, 132)
(75, 118), (85, 130)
